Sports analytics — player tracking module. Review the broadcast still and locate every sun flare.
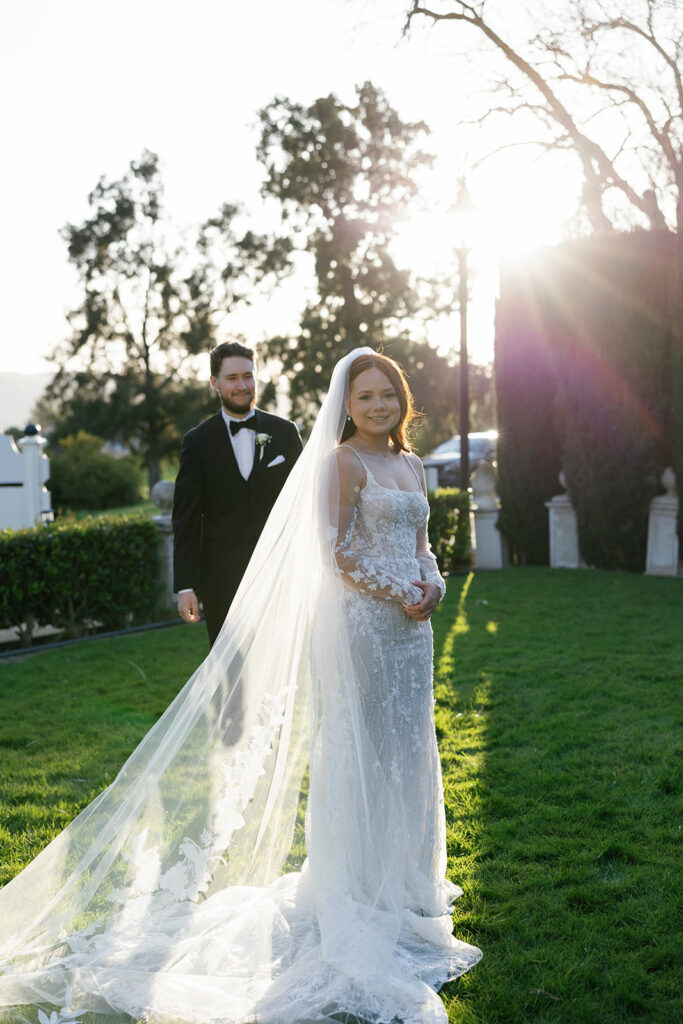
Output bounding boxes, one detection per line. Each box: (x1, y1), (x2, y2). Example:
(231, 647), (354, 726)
(390, 151), (580, 364)
(393, 153), (576, 278)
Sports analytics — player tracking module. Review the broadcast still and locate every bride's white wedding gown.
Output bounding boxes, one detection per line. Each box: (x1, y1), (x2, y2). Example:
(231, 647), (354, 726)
(0, 350), (480, 1024)
(300, 447), (482, 1022)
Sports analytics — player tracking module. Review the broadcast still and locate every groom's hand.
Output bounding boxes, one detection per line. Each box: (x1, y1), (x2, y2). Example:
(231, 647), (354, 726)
(178, 590), (200, 624)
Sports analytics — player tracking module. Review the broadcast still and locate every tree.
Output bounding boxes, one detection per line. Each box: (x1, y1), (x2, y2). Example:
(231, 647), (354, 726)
(35, 370), (215, 464)
(257, 82), (474, 438)
(48, 431), (142, 510)
(51, 151), (291, 489)
(406, 0), (682, 234)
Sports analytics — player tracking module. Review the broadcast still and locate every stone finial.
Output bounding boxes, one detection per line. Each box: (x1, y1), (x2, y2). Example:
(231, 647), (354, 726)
(546, 467), (582, 568)
(470, 460), (504, 568)
(661, 466), (676, 498)
(646, 466), (679, 575)
(151, 479), (175, 514)
(471, 461), (499, 511)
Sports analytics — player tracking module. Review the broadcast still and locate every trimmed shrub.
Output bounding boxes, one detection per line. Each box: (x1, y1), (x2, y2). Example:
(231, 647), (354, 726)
(48, 432), (141, 510)
(557, 234), (671, 570)
(667, 242), (683, 536)
(495, 230), (679, 571)
(495, 265), (562, 564)
(428, 487), (470, 574)
(0, 515), (161, 646)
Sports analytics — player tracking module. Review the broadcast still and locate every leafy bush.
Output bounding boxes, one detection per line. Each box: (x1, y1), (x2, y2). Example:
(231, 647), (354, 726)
(48, 432), (141, 510)
(428, 487), (471, 574)
(0, 515), (161, 646)
(494, 266), (561, 564)
(668, 244), (683, 536)
(495, 230), (679, 571)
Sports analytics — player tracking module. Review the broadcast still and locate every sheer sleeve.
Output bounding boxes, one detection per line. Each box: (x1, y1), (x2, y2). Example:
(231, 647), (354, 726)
(332, 448), (423, 606)
(411, 456), (446, 601)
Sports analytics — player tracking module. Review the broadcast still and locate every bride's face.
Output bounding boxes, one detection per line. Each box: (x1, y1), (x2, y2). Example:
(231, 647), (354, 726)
(347, 367), (401, 439)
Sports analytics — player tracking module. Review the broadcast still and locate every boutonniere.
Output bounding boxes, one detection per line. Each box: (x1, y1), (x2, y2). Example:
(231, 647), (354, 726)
(255, 433), (272, 462)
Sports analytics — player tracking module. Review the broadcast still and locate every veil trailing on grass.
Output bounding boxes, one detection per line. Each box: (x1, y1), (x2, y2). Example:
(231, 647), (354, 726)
(0, 347), (480, 1024)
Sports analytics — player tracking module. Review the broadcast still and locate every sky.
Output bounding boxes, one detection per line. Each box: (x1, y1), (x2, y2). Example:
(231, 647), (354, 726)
(0, 0), (582, 382)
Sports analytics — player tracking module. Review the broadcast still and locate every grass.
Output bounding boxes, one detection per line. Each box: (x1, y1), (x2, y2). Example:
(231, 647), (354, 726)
(0, 622), (209, 884)
(432, 568), (682, 1024)
(0, 568), (681, 1023)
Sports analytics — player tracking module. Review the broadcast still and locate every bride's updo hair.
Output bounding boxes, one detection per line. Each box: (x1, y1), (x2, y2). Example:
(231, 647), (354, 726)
(341, 352), (417, 453)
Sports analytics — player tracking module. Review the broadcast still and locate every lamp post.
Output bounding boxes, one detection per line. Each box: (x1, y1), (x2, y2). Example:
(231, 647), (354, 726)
(452, 178), (473, 489)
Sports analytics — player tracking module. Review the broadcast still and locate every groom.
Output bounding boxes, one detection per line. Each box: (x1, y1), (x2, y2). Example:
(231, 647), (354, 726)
(173, 341), (303, 646)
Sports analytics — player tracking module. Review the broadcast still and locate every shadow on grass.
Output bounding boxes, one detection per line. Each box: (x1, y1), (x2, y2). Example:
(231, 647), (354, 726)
(432, 567), (681, 1024)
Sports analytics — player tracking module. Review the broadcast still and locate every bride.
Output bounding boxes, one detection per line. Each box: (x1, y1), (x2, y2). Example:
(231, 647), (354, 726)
(0, 348), (481, 1024)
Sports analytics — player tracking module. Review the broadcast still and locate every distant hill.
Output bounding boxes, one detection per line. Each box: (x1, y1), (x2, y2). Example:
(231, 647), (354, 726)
(0, 373), (52, 433)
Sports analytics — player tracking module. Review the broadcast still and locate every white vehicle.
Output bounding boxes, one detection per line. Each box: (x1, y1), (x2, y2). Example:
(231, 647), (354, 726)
(422, 430), (498, 488)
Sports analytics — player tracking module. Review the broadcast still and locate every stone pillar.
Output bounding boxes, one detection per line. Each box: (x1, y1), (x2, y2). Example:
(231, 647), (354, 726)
(470, 462), (504, 570)
(545, 471), (582, 569)
(645, 467), (680, 576)
(151, 480), (176, 607)
(17, 424), (53, 528)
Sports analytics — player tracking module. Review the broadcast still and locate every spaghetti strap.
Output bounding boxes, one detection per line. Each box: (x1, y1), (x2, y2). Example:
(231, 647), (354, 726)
(341, 445), (423, 494)
(340, 444), (373, 479)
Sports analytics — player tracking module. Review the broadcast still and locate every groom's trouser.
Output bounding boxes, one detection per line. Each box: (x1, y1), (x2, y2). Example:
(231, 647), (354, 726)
(204, 593), (234, 649)
(201, 545), (254, 648)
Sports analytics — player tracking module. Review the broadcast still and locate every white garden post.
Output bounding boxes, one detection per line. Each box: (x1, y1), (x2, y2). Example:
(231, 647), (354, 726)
(545, 470), (582, 569)
(469, 461), (504, 569)
(645, 467), (680, 576)
(151, 479), (177, 607)
(0, 426), (53, 530)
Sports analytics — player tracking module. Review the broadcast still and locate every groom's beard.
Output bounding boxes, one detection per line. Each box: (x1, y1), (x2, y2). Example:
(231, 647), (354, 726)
(221, 392), (256, 417)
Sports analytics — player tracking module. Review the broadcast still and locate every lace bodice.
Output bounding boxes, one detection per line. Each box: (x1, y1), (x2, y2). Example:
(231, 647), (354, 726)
(334, 447), (445, 606)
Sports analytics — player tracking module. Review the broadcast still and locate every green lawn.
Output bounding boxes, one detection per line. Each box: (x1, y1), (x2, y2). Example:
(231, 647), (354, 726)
(0, 568), (681, 1023)
(432, 569), (682, 1024)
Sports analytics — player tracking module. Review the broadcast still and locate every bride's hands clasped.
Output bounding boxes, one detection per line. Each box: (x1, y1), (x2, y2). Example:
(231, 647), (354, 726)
(404, 580), (441, 621)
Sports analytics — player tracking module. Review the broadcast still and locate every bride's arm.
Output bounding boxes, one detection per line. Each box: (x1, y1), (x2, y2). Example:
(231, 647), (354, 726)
(332, 447), (423, 605)
(410, 455), (446, 601)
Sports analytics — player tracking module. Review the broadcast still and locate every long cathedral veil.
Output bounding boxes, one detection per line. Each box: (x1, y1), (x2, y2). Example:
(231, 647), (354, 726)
(0, 347), (480, 1024)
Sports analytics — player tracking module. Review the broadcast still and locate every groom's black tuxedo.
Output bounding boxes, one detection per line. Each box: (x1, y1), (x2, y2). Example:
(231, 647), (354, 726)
(172, 409), (302, 645)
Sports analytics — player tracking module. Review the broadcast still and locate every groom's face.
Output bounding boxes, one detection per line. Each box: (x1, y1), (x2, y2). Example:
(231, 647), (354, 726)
(211, 356), (256, 417)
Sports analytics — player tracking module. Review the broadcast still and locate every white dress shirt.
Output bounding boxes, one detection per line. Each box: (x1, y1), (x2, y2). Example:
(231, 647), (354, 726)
(221, 407), (256, 481)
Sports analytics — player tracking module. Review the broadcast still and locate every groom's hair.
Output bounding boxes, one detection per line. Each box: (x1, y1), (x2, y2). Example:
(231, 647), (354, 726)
(210, 342), (255, 377)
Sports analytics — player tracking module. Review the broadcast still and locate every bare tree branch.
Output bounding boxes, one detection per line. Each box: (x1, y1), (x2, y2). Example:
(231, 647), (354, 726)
(406, 0), (681, 232)
(583, 17), (683, 114)
(558, 70), (679, 173)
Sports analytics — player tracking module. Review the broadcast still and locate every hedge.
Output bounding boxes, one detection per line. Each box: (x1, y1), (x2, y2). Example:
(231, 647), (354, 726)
(0, 515), (161, 646)
(48, 431), (141, 510)
(494, 268), (561, 564)
(495, 230), (680, 571)
(428, 487), (471, 574)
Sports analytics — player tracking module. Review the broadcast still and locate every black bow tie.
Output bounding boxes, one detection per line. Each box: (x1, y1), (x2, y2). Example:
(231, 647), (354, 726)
(229, 416), (256, 436)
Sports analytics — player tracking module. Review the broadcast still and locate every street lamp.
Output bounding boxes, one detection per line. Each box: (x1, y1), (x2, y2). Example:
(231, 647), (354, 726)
(451, 178), (474, 489)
